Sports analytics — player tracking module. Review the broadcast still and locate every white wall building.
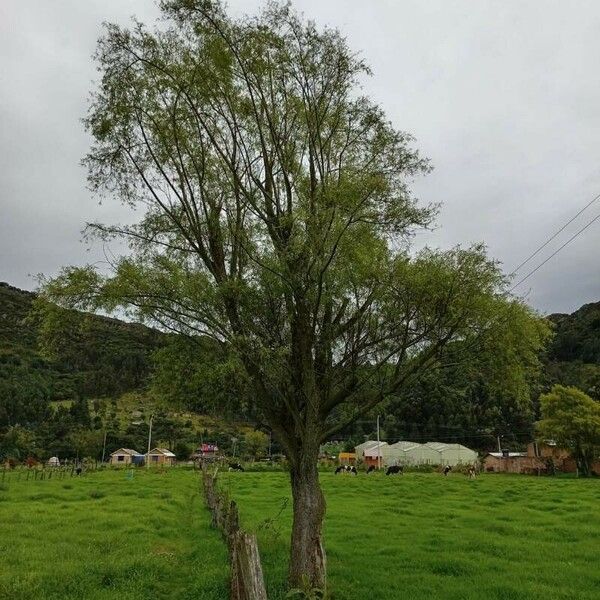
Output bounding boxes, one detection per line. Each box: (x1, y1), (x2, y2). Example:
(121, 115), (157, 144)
(354, 440), (388, 463)
(424, 442), (478, 466)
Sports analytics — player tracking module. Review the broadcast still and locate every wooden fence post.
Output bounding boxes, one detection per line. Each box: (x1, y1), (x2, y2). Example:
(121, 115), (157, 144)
(230, 531), (268, 600)
(200, 469), (268, 600)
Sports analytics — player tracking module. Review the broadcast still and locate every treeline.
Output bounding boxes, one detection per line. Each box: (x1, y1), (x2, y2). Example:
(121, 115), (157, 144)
(2, 281), (600, 461)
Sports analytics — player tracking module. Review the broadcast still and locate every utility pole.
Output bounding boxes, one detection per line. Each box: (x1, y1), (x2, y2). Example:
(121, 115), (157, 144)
(146, 414), (153, 469)
(497, 435), (502, 453)
(376, 415), (381, 470)
(101, 430), (107, 464)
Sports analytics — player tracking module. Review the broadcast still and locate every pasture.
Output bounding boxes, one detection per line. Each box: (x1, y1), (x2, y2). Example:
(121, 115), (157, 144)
(0, 468), (228, 600)
(221, 471), (600, 600)
(1, 469), (599, 599)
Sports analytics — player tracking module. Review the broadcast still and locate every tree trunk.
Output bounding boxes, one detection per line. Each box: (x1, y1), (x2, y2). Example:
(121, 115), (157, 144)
(576, 449), (592, 477)
(288, 453), (327, 591)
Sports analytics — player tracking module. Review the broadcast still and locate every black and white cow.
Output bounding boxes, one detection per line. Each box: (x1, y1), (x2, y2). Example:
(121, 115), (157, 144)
(228, 462), (245, 472)
(385, 465), (403, 476)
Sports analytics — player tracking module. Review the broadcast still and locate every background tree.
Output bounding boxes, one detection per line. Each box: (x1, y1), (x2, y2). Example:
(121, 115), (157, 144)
(244, 430), (269, 460)
(44, 1), (549, 589)
(537, 385), (600, 476)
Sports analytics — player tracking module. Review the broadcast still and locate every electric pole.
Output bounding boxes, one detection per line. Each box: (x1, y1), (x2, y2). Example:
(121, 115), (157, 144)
(101, 430), (107, 463)
(377, 415), (381, 470)
(146, 414), (153, 469)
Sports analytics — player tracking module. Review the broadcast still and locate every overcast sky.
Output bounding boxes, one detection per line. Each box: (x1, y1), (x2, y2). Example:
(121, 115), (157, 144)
(1, 1), (599, 314)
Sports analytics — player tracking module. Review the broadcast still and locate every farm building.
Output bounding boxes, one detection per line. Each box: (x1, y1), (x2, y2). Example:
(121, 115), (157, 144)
(362, 444), (389, 467)
(109, 448), (143, 465)
(191, 443), (220, 462)
(424, 442), (478, 466)
(338, 452), (356, 465)
(354, 440), (388, 463)
(382, 442), (441, 466)
(484, 442), (600, 475)
(146, 448), (176, 466)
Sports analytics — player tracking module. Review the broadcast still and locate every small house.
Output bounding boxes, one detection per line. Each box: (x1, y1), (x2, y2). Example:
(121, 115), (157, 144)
(109, 448), (143, 465)
(355, 441), (388, 465)
(338, 452), (356, 465)
(146, 448), (176, 466)
(363, 444), (389, 468)
(191, 443), (219, 462)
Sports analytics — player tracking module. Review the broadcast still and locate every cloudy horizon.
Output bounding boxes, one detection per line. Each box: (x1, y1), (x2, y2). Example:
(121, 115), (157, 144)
(1, 0), (599, 315)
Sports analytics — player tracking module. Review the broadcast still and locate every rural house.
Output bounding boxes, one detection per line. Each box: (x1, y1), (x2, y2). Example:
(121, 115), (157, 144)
(145, 448), (176, 466)
(354, 440), (388, 464)
(337, 452), (356, 465)
(484, 441), (600, 475)
(109, 448), (143, 465)
(363, 444), (388, 467)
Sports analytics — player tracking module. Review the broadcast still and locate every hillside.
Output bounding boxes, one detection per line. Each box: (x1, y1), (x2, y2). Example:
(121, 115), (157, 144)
(0, 281), (165, 407)
(545, 302), (600, 400)
(0, 282), (254, 460)
(2, 280), (600, 460)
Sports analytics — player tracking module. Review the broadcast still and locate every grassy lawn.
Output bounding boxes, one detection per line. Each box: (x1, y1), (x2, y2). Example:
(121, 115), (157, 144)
(220, 471), (600, 600)
(2, 468), (599, 600)
(0, 468), (228, 600)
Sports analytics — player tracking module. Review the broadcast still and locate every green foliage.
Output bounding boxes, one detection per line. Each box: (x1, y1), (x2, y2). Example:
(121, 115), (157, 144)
(243, 430), (270, 459)
(32, 299), (165, 398)
(151, 335), (250, 417)
(0, 426), (39, 462)
(548, 302), (600, 363)
(537, 385), (600, 476)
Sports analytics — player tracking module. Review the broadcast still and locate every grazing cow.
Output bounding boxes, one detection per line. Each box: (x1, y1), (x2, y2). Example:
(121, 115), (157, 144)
(349, 466), (357, 475)
(228, 462), (244, 472)
(366, 465), (376, 474)
(334, 465), (345, 474)
(386, 465), (403, 476)
(443, 465), (452, 476)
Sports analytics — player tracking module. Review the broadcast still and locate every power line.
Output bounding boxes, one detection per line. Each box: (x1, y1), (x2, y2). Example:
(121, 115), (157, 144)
(510, 212), (600, 292)
(511, 192), (600, 275)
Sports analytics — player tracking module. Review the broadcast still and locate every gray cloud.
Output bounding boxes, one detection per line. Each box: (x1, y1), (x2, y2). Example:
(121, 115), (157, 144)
(1, 0), (599, 313)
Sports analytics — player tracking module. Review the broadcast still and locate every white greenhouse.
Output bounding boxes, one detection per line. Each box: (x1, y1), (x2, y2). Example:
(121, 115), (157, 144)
(383, 442), (441, 466)
(424, 442), (478, 466)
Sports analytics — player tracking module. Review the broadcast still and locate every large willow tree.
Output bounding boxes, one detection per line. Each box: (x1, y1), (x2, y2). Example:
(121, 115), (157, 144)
(45, 0), (548, 589)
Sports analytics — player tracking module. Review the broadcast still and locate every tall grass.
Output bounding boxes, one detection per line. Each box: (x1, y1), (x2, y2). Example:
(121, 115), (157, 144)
(0, 468), (228, 600)
(2, 468), (598, 600)
(221, 471), (600, 600)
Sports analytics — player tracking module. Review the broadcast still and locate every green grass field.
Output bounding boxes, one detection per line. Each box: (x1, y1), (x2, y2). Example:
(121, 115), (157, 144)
(220, 471), (600, 600)
(0, 468), (228, 600)
(1, 469), (599, 600)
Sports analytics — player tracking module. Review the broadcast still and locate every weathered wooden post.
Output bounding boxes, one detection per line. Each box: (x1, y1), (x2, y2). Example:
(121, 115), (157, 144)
(230, 531), (268, 600)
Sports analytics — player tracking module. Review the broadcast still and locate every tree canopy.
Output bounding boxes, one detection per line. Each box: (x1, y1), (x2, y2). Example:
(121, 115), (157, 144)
(43, 0), (550, 589)
(537, 384), (600, 476)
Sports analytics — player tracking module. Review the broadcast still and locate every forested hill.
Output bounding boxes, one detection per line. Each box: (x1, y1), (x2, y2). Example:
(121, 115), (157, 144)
(545, 302), (600, 399)
(2, 280), (600, 457)
(0, 281), (166, 427)
(548, 302), (600, 363)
